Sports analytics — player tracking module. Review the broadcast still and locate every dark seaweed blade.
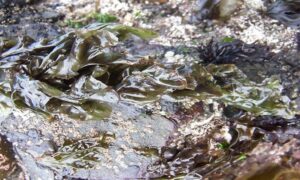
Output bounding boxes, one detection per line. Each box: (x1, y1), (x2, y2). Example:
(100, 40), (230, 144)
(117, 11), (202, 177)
(268, 0), (300, 27)
(12, 74), (113, 120)
(198, 39), (272, 65)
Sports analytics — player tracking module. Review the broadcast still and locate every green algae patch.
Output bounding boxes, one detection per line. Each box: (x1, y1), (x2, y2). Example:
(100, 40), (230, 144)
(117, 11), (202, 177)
(66, 13), (118, 28)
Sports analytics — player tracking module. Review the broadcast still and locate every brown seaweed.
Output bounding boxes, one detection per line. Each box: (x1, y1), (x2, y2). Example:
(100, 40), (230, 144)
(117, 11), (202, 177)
(0, 23), (158, 120)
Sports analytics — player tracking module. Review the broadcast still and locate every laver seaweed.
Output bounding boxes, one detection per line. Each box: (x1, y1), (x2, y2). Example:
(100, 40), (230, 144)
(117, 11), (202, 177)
(0, 23), (158, 120)
(0, 24), (298, 120)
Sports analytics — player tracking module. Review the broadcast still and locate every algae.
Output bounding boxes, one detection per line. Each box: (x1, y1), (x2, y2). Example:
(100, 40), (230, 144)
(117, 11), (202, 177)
(0, 25), (297, 120)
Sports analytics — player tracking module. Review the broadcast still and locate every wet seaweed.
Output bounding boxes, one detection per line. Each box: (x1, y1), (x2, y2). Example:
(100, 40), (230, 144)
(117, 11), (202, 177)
(198, 39), (272, 65)
(0, 23), (158, 120)
(41, 134), (115, 170)
(0, 28), (297, 120)
(268, 0), (300, 28)
(1, 23), (299, 178)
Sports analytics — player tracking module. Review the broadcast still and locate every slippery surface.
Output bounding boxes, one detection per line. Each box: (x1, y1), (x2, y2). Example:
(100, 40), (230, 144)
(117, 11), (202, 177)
(0, 0), (300, 179)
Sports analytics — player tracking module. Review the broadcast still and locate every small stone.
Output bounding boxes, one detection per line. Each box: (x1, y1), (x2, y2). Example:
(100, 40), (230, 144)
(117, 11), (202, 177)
(292, 150), (300, 160)
(245, 0), (265, 11)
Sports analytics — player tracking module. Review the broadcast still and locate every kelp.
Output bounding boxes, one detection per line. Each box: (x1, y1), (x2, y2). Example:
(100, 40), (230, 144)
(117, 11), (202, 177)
(0, 23), (158, 120)
(0, 23), (297, 121)
(268, 0), (300, 28)
(212, 65), (296, 118)
(118, 62), (296, 118)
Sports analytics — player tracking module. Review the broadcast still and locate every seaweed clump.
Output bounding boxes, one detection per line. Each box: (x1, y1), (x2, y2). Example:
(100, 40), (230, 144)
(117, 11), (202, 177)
(268, 0), (300, 28)
(0, 23), (158, 120)
(0, 24), (298, 122)
(198, 39), (272, 65)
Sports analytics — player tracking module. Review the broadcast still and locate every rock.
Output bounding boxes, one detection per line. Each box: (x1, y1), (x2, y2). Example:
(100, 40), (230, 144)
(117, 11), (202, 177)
(0, 103), (175, 179)
(244, 0), (265, 11)
(195, 0), (239, 20)
(0, 0), (39, 8)
(0, 23), (63, 40)
(41, 11), (64, 22)
(219, 0), (239, 18)
(0, 134), (23, 179)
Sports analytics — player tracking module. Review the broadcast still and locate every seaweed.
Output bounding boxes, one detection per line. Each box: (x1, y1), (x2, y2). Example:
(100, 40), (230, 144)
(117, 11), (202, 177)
(251, 115), (300, 131)
(0, 23), (158, 120)
(268, 0), (300, 28)
(41, 134), (115, 169)
(198, 39), (272, 65)
(0, 24), (297, 121)
(66, 13), (118, 28)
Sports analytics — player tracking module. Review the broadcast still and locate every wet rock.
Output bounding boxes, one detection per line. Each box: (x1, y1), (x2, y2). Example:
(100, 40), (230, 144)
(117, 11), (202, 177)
(244, 0), (265, 11)
(206, 139), (300, 179)
(15, 149), (55, 179)
(41, 10), (64, 22)
(0, 102), (175, 179)
(0, 0), (39, 8)
(219, 0), (239, 18)
(191, 0), (239, 22)
(0, 4), (63, 25)
(0, 134), (23, 179)
(39, 104), (175, 179)
(0, 24), (63, 40)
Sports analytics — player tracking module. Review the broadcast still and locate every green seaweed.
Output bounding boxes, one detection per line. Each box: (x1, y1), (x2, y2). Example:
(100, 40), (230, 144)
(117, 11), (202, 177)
(89, 13), (118, 23)
(111, 25), (158, 40)
(0, 23), (157, 120)
(119, 62), (297, 118)
(66, 13), (118, 28)
(66, 19), (85, 28)
(42, 134), (115, 169)
(0, 23), (297, 121)
(222, 36), (235, 43)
